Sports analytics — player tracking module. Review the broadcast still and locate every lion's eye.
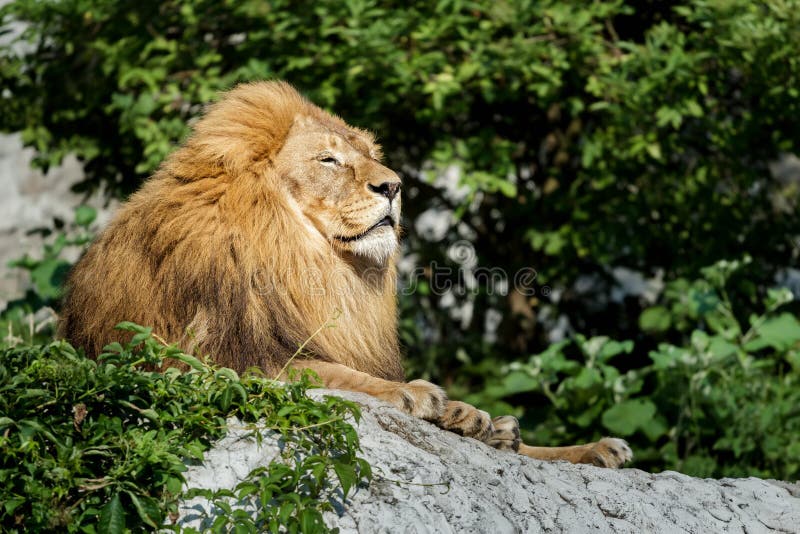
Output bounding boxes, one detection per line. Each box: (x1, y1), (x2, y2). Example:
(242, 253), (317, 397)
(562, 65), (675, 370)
(318, 155), (341, 166)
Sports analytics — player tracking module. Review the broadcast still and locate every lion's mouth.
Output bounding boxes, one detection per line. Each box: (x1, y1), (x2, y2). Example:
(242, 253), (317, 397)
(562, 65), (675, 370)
(335, 216), (395, 243)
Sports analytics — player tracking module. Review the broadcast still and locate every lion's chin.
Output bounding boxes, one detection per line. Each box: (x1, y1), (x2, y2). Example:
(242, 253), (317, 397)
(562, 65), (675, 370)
(347, 227), (398, 264)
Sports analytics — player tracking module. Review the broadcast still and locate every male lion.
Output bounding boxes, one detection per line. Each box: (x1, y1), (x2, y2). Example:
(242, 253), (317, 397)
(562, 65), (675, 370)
(60, 81), (631, 468)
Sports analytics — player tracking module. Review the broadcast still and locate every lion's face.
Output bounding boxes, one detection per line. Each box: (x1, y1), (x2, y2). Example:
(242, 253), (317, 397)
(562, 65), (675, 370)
(274, 116), (401, 263)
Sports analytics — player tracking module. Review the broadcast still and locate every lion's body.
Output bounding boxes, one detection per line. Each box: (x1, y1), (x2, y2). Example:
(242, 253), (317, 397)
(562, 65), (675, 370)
(59, 81), (632, 469)
(60, 82), (402, 380)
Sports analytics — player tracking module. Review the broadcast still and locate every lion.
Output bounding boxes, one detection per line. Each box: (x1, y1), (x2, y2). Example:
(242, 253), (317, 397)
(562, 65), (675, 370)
(59, 81), (631, 468)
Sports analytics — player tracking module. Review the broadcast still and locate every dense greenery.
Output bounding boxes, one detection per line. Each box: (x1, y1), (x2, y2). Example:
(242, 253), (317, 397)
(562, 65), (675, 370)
(463, 258), (800, 478)
(0, 323), (368, 532)
(1, 0), (799, 482)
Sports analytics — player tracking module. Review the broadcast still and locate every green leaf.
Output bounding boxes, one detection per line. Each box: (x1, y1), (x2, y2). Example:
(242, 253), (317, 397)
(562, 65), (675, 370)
(98, 493), (126, 534)
(639, 306), (671, 333)
(172, 352), (206, 371)
(499, 370), (538, 395)
(219, 386), (232, 411)
(3, 498), (25, 515)
(216, 368), (240, 382)
(235, 481), (259, 498)
(640, 416), (669, 442)
(356, 457), (372, 481)
(74, 205), (97, 227)
(744, 313), (800, 352)
(165, 475), (184, 495)
(30, 259), (71, 299)
(645, 142), (662, 160)
(300, 508), (323, 533)
(764, 288), (794, 311)
(572, 367), (601, 389)
(114, 321), (151, 333)
(707, 337), (737, 360)
(497, 179), (517, 198)
(598, 339), (634, 360)
(229, 382), (249, 406)
(333, 460), (357, 497)
(125, 491), (159, 528)
(602, 399), (657, 436)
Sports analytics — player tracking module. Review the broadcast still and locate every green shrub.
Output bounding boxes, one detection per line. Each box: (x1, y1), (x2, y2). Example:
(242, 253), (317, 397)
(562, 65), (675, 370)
(0, 324), (369, 532)
(463, 258), (800, 479)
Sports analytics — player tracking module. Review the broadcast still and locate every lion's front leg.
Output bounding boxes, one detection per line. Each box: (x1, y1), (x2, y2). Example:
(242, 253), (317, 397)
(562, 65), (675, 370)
(285, 361), (516, 449)
(285, 360), (447, 421)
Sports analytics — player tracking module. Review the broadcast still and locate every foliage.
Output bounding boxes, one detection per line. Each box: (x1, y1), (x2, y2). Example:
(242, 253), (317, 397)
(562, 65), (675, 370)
(465, 258), (800, 479)
(1, 0), (800, 481)
(0, 324), (369, 532)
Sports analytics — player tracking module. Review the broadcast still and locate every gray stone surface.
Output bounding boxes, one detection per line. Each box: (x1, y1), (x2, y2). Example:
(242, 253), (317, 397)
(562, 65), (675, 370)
(178, 389), (800, 533)
(0, 133), (114, 307)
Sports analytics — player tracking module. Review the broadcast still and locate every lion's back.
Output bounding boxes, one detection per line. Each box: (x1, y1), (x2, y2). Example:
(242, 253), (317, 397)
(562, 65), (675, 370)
(60, 183), (180, 357)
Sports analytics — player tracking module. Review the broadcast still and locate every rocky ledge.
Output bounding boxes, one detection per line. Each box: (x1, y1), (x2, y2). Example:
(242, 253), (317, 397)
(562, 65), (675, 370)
(177, 389), (800, 533)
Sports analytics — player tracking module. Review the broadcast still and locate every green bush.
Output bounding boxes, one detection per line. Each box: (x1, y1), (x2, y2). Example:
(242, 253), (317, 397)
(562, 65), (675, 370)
(2, 0), (799, 480)
(0, 324), (369, 532)
(461, 258), (800, 479)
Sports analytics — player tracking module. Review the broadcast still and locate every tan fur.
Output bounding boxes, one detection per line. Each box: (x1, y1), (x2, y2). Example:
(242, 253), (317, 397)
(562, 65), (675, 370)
(59, 81), (631, 468)
(60, 81), (402, 380)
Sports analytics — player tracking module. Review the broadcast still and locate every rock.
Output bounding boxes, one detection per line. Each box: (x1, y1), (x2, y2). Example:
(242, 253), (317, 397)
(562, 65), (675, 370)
(0, 133), (115, 307)
(177, 389), (800, 533)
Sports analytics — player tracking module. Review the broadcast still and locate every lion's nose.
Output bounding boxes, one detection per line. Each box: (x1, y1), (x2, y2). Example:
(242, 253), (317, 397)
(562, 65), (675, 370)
(368, 181), (401, 201)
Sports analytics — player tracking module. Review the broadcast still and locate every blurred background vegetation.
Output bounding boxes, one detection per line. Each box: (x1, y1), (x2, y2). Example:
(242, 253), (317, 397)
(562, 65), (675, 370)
(1, 0), (799, 480)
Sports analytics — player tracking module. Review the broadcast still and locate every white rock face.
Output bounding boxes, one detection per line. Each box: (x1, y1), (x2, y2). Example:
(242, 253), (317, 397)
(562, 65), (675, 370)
(0, 133), (115, 306)
(178, 389), (800, 533)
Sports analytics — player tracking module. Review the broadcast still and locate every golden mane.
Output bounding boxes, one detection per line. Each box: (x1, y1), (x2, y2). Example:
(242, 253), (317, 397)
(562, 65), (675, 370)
(59, 81), (403, 380)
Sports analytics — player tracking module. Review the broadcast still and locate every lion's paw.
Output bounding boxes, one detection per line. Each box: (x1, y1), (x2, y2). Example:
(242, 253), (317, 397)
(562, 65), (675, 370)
(579, 437), (633, 468)
(382, 379), (447, 421)
(437, 400), (494, 442)
(438, 404), (521, 452)
(485, 415), (521, 452)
